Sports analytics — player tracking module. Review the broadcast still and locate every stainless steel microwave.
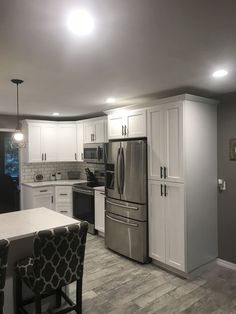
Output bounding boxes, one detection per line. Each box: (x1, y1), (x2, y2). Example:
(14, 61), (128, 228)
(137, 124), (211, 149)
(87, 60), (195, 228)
(83, 143), (107, 163)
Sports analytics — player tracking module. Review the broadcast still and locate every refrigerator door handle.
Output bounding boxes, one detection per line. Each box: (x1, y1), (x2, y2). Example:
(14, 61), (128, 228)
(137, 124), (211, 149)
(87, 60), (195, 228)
(106, 200), (138, 210)
(106, 214), (138, 227)
(116, 148), (121, 194)
(120, 147), (125, 194)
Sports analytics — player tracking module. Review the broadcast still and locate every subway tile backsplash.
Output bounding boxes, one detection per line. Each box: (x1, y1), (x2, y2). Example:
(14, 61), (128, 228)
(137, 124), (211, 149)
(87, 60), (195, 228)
(21, 162), (105, 183)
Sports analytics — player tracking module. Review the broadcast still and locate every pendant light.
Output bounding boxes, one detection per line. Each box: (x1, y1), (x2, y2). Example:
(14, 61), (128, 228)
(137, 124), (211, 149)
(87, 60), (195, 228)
(11, 79), (26, 148)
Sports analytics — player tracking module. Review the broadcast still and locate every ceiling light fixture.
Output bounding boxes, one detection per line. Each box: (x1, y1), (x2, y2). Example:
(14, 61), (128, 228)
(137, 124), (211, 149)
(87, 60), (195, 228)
(67, 10), (94, 36)
(11, 79), (26, 148)
(212, 69), (228, 78)
(52, 112), (60, 116)
(106, 97), (116, 104)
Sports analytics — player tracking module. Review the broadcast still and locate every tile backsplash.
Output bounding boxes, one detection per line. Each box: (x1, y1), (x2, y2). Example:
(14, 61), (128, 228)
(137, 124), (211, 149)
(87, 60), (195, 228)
(21, 162), (105, 183)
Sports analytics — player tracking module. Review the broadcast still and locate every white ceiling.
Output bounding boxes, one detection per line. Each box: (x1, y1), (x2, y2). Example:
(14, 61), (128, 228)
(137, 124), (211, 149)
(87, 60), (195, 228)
(0, 0), (236, 117)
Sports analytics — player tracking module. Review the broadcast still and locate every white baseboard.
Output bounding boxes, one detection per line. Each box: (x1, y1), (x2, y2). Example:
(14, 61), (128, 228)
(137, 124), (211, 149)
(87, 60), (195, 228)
(217, 258), (236, 271)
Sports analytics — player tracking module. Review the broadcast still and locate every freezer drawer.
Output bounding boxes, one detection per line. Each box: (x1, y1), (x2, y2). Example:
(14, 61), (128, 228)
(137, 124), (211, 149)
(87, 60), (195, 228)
(106, 197), (147, 221)
(105, 212), (148, 263)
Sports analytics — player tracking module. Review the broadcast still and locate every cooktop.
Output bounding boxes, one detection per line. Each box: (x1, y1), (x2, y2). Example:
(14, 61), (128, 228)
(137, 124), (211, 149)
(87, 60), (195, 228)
(73, 181), (104, 190)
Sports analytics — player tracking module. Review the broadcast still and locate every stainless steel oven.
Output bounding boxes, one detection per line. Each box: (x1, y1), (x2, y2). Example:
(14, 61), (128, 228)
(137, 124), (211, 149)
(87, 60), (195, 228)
(83, 143), (107, 164)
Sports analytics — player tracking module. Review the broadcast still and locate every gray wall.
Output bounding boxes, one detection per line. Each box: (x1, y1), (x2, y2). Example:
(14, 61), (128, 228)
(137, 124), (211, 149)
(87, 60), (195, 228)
(218, 92), (236, 263)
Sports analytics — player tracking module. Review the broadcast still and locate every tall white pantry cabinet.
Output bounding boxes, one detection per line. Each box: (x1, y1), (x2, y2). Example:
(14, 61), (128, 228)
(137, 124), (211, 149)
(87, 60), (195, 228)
(148, 95), (218, 275)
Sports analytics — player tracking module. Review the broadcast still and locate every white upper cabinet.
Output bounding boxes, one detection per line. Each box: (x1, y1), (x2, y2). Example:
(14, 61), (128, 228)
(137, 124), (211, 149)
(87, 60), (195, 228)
(41, 123), (58, 162)
(76, 122), (84, 162)
(83, 117), (107, 143)
(148, 102), (184, 183)
(126, 109), (147, 138)
(58, 123), (77, 162)
(23, 121), (58, 163)
(107, 109), (146, 140)
(27, 122), (42, 162)
(107, 114), (125, 139)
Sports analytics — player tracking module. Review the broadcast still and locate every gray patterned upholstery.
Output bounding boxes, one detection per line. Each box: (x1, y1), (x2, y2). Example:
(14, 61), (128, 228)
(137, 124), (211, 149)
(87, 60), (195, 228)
(16, 222), (88, 295)
(0, 239), (10, 312)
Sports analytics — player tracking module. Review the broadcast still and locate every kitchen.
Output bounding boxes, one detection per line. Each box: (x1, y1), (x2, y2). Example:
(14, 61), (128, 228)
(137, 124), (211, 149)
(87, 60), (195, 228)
(1, 1), (236, 313)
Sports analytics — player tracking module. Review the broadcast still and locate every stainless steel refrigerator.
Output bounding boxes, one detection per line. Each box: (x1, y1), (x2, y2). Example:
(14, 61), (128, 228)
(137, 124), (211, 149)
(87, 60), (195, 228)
(105, 139), (148, 263)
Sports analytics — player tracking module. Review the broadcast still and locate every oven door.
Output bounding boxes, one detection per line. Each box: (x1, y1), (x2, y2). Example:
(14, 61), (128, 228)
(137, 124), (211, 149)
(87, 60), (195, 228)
(73, 187), (95, 229)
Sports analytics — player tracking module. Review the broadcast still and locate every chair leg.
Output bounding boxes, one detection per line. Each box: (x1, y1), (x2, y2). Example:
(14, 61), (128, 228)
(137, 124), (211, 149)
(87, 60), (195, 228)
(76, 277), (83, 314)
(35, 294), (42, 314)
(56, 288), (61, 308)
(15, 274), (22, 314)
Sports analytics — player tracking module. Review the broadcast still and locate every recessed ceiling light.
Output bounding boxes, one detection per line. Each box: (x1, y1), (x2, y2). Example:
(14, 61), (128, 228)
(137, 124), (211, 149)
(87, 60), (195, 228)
(67, 10), (94, 36)
(212, 69), (228, 78)
(52, 112), (60, 116)
(106, 97), (116, 104)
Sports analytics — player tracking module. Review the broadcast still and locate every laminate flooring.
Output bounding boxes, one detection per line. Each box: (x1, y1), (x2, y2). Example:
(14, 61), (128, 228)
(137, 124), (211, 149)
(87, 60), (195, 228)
(69, 235), (236, 314)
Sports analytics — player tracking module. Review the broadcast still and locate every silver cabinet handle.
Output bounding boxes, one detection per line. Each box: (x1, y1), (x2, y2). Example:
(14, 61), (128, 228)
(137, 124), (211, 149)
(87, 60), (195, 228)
(100, 192), (105, 195)
(60, 193), (68, 196)
(81, 153), (83, 160)
(42, 153), (44, 161)
(75, 153), (77, 160)
(40, 189), (48, 192)
(106, 200), (138, 210)
(45, 153), (46, 161)
(106, 214), (138, 227)
(60, 210), (68, 213)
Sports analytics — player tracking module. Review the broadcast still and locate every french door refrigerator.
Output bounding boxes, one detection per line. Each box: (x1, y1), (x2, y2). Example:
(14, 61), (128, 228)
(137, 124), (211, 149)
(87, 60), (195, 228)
(105, 139), (149, 263)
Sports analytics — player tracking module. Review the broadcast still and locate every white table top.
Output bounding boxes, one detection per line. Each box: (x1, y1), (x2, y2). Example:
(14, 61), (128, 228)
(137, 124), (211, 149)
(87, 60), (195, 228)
(0, 208), (80, 241)
(22, 179), (87, 188)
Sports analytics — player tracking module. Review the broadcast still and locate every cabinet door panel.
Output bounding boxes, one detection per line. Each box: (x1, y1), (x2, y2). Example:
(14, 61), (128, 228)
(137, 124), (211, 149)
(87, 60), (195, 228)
(33, 194), (54, 210)
(42, 124), (58, 162)
(148, 106), (164, 180)
(28, 123), (42, 162)
(77, 122), (84, 161)
(95, 191), (105, 233)
(165, 182), (185, 271)
(164, 102), (184, 182)
(94, 119), (105, 143)
(83, 122), (94, 143)
(108, 115), (124, 139)
(148, 180), (165, 263)
(126, 110), (146, 138)
(58, 124), (77, 161)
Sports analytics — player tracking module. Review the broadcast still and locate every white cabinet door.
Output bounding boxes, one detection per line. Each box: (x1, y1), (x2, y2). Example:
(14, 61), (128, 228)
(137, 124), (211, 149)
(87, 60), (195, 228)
(41, 123), (58, 162)
(83, 121), (94, 143)
(148, 180), (165, 263)
(28, 123), (42, 162)
(148, 106), (165, 181)
(108, 114), (125, 139)
(94, 119), (105, 143)
(126, 109), (146, 138)
(58, 124), (77, 161)
(165, 182), (185, 271)
(33, 194), (54, 210)
(95, 190), (105, 233)
(164, 102), (184, 183)
(76, 122), (84, 161)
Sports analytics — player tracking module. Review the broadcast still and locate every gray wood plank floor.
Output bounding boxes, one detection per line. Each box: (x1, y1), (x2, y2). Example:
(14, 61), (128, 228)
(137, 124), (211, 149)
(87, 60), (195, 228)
(69, 235), (236, 314)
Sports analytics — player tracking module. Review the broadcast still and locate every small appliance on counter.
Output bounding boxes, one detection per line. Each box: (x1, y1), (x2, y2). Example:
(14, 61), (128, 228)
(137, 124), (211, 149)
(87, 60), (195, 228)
(50, 173), (56, 181)
(33, 173), (44, 182)
(55, 171), (62, 180)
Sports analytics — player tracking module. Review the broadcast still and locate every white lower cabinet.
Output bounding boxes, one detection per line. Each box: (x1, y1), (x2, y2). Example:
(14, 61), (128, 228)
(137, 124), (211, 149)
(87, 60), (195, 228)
(22, 185), (73, 217)
(22, 186), (55, 210)
(95, 190), (105, 233)
(148, 180), (185, 272)
(55, 186), (72, 217)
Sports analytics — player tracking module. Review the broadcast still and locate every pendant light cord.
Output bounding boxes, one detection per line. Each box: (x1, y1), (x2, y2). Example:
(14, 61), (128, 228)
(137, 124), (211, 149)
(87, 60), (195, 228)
(16, 82), (20, 130)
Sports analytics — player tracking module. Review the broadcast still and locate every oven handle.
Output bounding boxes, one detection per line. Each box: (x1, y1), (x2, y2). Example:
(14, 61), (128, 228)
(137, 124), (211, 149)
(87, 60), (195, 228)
(73, 188), (94, 195)
(106, 200), (138, 211)
(106, 214), (138, 227)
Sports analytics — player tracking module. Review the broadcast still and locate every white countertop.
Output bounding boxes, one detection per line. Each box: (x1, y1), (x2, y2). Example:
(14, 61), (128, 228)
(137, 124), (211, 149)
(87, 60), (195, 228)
(22, 179), (87, 188)
(0, 207), (80, 241)
(94, 186), (105, 192)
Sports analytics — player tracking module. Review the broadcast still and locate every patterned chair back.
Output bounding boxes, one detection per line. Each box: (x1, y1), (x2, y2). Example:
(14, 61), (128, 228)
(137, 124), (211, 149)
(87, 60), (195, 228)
(0, 239), (10, 310)
(32, 222), (88, 294)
